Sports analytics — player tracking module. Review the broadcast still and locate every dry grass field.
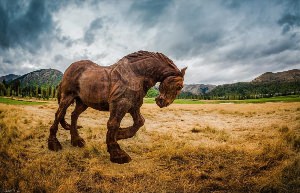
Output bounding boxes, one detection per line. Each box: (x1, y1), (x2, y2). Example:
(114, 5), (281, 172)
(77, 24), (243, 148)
(0, 101), (300, 192)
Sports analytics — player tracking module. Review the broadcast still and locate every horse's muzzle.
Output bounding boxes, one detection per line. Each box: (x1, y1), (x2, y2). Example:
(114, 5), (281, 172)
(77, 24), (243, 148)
(155, 97), (169, 108)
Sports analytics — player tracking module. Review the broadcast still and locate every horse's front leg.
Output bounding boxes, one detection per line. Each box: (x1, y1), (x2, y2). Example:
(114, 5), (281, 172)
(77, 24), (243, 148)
(106, 100), (131, 164)
(117, 108), (144, 140)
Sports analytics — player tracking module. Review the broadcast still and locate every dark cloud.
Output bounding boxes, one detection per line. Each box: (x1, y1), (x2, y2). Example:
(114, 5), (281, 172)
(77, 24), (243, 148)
(0, 3), (9, 47)
(129, 0), (173, 26)
(84, 18), (103, 45)
(54, 54), (64, 63)
(277, 0), (300, 34)
(0, 0), (54, 52)
(261, 36), (299, 56)
(278, 14), (300, 27)
(221, 33), (300, 65)
(147, 1), (226, 60)
(278, 14), (300, 34)
(221, 0), (243, 9)
(2, 59), (12, 64)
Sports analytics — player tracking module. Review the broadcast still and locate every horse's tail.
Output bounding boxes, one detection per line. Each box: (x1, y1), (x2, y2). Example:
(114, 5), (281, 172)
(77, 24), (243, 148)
(57, 82), (62, 104)
(57, 82), (70, 130)
(57, 82), (79, 130)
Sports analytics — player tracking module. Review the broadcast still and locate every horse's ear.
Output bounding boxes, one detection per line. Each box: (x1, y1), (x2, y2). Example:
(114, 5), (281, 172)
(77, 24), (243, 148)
(181, 67), (187, 77)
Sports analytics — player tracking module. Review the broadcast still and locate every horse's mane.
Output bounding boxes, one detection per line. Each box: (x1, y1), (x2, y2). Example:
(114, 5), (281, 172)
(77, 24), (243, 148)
(125, 50), (180, 72)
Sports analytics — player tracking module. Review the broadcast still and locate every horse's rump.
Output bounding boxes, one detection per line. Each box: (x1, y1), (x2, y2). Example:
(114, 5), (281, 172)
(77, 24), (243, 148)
(59, 60), (111, 104)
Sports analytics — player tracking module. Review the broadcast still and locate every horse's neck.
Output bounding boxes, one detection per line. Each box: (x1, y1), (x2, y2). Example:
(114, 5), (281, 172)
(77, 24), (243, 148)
(129, 59), (178, 83)
(113, 58), (180, 93)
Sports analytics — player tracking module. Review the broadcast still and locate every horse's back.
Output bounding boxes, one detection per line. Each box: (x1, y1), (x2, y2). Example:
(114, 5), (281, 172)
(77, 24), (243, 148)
(60, 60), (97, 93)
(61, 60), (112, 104)
(63, 60), (99, 79)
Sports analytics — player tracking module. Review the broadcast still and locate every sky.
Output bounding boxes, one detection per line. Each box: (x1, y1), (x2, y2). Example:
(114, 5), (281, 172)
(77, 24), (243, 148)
(0, 0), (300, 85)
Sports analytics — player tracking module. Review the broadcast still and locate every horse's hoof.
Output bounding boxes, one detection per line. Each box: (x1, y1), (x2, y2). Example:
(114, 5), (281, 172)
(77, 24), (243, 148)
(71, 137), (85, 147)
(48, 137), (62, 151)
(110, 152), (132, 164)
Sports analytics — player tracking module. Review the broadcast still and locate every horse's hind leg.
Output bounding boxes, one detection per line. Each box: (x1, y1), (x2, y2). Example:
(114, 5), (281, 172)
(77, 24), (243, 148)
(48, 95), (74, 151)
(70, 99), (88, 147)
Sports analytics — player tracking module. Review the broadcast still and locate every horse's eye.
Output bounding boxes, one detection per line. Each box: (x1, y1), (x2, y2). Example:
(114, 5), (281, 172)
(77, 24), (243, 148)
(177, 85), (183, 90)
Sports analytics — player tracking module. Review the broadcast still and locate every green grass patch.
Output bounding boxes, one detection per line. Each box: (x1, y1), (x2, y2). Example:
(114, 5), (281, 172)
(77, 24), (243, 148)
(144, 98), (205, 104)
(214, 95), (300, 104)
(0, 97), (47, 105)
(144, 95), (300, 104)
(173, 99), (206, 104)
(143, 98), (156, 104)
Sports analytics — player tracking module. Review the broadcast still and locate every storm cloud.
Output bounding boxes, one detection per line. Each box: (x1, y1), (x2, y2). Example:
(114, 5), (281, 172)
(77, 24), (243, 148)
(0, 0), (299, 84)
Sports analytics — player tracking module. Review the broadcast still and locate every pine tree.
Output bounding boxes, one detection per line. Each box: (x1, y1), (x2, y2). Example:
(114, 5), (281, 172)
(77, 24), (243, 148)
(53, 87), (56, 98)
(46, 86), (50, 100)
(35, 85), (39, 98)
(16, 86), (18, 96)
(50, 86), (54, 98)
(6, 86), (10, 97)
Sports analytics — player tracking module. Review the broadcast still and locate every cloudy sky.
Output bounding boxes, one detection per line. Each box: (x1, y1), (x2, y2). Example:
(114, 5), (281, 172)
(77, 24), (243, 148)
(0, 0), (299, 85)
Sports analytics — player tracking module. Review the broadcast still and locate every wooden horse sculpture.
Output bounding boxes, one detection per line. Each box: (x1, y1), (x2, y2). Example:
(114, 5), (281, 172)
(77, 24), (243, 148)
(48, 51), (187, 164)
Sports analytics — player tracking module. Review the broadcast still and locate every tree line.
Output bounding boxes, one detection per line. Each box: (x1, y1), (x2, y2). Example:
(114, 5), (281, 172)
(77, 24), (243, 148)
(145, 81), (300, 100)
(0, 80), (58, 99)
(1, 79), (299, 100)
(206, 81), (300, 100)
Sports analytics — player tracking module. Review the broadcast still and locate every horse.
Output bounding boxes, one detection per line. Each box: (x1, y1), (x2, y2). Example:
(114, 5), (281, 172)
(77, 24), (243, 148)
(48, 50), (187, 164)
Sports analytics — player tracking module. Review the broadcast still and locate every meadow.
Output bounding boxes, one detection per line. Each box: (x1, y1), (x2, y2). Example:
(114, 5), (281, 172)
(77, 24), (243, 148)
(0, 98), (299, 192)
(143, 95), (300, 104)
(0, 97), (47, 105)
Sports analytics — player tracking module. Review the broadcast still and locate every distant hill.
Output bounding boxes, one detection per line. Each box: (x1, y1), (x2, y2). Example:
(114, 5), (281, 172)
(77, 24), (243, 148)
(0, 69), (63, 97)
(179, 70), (300, 98)
(0, 74), (20, 83)
(147, 84), (216, 98)
(251, 69), (300, 83)
(11, 69), (63, 88)
(181, 84), (216, 95)
(208, 69), (300, 99)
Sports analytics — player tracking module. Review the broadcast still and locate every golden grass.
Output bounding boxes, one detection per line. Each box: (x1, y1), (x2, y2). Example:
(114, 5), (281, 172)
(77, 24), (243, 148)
(0, 102), (300, 192)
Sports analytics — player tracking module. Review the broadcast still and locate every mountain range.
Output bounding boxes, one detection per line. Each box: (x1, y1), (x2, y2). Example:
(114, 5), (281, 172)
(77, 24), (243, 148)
(14, 69), (62, 88)
(2, 69), (62, 88)
(0, 74), (20, 83)
(251, 69), (300, 83)
(207, 69), (300, 98)
(1, 68), (299, 97)
(182, 69), (300, 96)
(181, 84), (216, 95)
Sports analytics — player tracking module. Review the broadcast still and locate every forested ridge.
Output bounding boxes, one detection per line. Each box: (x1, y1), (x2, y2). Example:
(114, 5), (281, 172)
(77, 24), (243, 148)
(1, 69), (299, 100)
(0, 69), (62, 99)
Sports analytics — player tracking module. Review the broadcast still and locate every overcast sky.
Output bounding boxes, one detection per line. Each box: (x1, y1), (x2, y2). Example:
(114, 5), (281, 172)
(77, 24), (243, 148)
(0, 0), (300, 84)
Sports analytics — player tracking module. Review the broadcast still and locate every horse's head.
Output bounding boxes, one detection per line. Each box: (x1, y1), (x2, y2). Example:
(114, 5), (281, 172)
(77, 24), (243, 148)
(155, 67), (187, 108)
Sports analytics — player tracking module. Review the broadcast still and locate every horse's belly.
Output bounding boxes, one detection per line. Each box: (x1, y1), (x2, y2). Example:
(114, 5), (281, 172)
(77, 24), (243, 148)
(84, 102), (109, 111)
(79, 84), (110, 103)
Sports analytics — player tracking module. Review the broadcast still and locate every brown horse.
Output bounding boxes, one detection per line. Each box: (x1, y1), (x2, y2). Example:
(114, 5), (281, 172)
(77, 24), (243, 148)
(48, 51), (187, 164)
